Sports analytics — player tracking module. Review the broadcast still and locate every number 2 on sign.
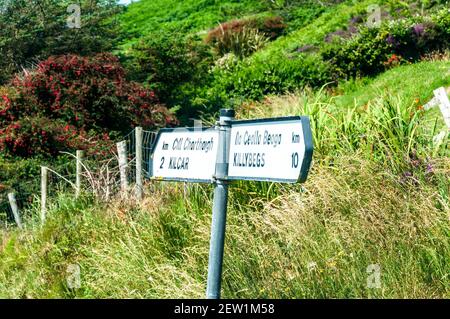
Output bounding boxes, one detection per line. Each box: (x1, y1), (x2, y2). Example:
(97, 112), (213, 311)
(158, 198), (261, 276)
(291, 152), (299, 168)
(160, 157), (165, 169)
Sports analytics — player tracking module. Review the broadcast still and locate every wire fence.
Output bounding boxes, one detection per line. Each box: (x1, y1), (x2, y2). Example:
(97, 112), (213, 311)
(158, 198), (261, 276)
(143, 129), (158, 176)
(0, 127), (159, 228)
(124, 128), (158, 182)
(0, 191), (35, 228)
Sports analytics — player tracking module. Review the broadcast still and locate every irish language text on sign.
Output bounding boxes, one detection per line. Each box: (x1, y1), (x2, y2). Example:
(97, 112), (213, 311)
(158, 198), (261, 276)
(227, 117), (313, 183)
(150, 128), (219, 183)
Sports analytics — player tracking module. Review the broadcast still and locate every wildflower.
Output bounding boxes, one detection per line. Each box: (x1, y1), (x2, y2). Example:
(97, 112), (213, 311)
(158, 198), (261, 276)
(386, 34), (397, 46)
(2, 95), (10, 103)
(425, 163), (433, 174)
(413, 24), (425, 37)
(326, 260), (337, 269)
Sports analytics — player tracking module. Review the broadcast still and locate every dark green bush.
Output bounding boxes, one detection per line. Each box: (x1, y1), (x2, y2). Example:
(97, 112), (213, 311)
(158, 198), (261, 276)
(0, 0), (121, 84)
(127, 33), (214, 122)
(206, 53), (332, 104)
(205, 16), (286, 58)
(322, 9), (450, 79)
(321, 27), (393, 79)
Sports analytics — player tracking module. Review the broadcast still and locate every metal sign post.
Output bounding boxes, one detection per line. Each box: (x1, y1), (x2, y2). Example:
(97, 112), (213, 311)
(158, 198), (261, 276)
(206, 109), (234, 299)
(149, 109), (313, 299)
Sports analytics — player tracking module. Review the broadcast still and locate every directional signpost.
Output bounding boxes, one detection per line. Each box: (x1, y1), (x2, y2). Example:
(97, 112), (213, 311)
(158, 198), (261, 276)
(228, 117), (313, 183)
(149, 110), (314, 299)
(150, 128), (220, 183)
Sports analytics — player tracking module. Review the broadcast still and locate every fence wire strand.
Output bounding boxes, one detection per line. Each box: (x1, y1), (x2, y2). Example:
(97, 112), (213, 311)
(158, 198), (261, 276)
(1, 127), (159, 228)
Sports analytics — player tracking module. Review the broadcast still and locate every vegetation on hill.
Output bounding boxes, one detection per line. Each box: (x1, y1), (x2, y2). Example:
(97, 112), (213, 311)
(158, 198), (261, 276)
(205, 1), (449, 108)
(1, 61), (448, 298)
(0, 0), (449, 298)
(0, 0), (122, 84)
(118, 0), (450, 121)
(117, 0), (268, 43)
(0, 53), (176, 158)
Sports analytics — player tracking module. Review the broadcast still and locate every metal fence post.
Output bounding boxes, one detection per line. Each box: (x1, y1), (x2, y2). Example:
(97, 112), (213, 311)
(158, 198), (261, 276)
(206, 109), (235, 299)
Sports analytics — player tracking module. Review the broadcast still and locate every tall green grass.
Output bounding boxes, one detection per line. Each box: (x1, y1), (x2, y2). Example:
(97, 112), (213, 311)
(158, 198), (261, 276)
(0, 155), (448, 298)
(1, 61), (448, 298)
(335, 60), (450, 110)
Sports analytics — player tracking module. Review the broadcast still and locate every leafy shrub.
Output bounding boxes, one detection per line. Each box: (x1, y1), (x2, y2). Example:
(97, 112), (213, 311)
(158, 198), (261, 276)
(212, 53), (240, 72)
(252, 16), (287, 40)
(206, 16), (286, 57)
(127, 33), (214, 122)
(0, 0), (122, 84)
(322, 9), (450, 79)
(206, 53), (332, 104)
(321, 27), (393, 79)
(0, 156), (44, 199)
(0, 53), (177, 157)
(129, 33), (212, 100)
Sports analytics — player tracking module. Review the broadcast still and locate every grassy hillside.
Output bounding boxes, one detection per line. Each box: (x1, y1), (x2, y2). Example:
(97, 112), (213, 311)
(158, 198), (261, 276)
(1, 0), (448, 299)
(115, 0), (449, 123)
(1, 61), (448, 298)
(334, 58), (450, 109)
(1, 158), (448, 298)
(206, 0), (450, 102)
(117, 0), (270, 49)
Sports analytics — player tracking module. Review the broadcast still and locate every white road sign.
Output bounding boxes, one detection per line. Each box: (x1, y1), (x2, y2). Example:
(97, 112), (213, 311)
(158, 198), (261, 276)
(227, 117), (313, 183)
(433, 87), (450, 129)
(150, 128), (219, 182)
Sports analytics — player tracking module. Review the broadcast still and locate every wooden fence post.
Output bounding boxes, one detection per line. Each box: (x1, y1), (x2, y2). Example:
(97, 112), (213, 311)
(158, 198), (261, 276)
(135, 127), (143, 200)
(76, 150), (84, 198)
(106, 164), (110, 201)
(8, 192), (23, 229)
(41, 166), (48, 223)
(117, 141), (129, 194)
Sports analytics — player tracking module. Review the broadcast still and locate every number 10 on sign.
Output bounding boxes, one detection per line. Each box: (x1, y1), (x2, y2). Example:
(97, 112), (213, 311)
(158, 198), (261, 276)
(227, 116), (313, 183)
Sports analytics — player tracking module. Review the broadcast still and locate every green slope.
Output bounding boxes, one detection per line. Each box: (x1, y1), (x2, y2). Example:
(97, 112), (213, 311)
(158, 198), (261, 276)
(335, 60), (450, 108)
(1, 61), (448, 298)
(207, 0), (385, 101)
(118, 0), (270, 47)
(1, 1), (448, 299)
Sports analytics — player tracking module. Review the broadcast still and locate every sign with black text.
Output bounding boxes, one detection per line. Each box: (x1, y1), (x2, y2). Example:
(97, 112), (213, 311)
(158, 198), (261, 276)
(227, 117), (313, 183)
(147, 112), (314, 300)
(150, 128), (219, 183)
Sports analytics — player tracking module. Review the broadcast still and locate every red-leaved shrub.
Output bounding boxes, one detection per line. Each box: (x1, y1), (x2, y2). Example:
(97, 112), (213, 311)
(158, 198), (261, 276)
(0, 53), (177, 157)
